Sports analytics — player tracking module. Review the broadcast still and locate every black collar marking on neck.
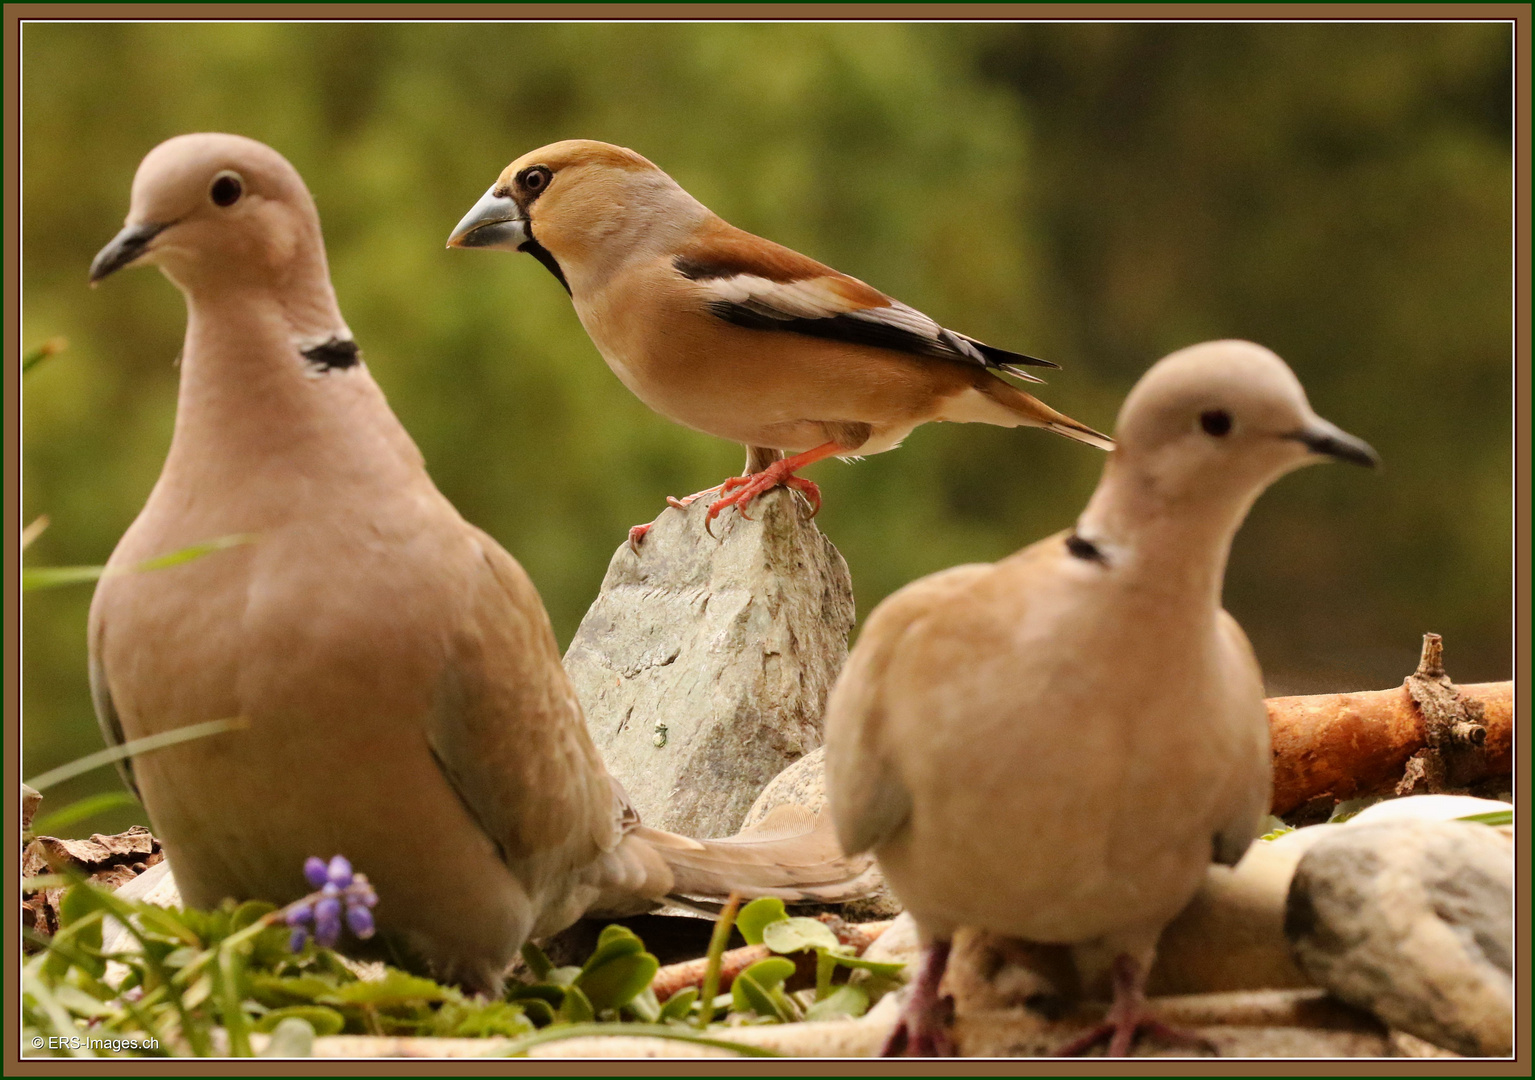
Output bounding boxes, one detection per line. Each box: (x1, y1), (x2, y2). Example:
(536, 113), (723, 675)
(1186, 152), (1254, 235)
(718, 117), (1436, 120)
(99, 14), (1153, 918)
(301, 338), (361, 371)
(1065, 533), (1108, 566)
(519, 221), (570, 295)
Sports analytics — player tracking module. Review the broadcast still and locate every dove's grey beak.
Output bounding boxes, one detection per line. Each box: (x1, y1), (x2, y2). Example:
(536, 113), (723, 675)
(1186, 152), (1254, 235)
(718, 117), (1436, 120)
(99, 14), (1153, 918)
(447, 186), (527, 251)
(1288, 418), (1380, 468)
(89, 221), (168, 284)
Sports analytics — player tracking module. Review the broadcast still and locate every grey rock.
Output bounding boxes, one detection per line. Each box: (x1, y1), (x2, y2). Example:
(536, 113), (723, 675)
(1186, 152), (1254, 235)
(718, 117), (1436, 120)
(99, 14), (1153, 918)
(563, 488), (855, 839)
(1285, 820), (1512, 1056)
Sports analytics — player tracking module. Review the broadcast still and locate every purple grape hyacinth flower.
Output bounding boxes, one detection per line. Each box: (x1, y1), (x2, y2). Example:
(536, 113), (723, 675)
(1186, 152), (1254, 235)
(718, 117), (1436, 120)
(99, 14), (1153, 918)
(285, 854), (380, 952)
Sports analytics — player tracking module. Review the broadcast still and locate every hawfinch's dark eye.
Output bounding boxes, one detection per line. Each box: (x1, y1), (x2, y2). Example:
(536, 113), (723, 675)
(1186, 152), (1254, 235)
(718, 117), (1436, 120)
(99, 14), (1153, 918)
(210, 172), (244, 207)
(518, 165), (552, 195)
(1200, 409), (1233, 437)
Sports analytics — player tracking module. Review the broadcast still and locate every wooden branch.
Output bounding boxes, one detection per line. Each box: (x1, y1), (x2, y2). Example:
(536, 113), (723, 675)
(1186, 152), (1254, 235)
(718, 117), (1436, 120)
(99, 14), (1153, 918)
(1269, 647), (1510, 816)
(650, 943), (770, 1002)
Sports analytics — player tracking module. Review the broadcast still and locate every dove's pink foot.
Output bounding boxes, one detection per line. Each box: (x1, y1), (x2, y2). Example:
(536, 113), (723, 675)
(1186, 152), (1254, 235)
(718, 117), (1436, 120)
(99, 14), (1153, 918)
(1054, 954), (1215, 1057)
(704, 441), (845, 534)
(881, 939), (955, 1057)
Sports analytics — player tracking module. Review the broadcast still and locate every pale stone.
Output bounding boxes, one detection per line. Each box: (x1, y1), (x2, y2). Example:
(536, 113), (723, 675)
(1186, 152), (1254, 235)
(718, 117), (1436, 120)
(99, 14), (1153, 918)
(1286, 820), (1512, 1056)
(564, 490), (854, 839)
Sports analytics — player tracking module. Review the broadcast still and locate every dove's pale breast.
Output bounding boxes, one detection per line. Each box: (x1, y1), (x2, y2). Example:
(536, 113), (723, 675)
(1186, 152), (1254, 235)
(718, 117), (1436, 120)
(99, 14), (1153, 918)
(863, 534), (1269, 944)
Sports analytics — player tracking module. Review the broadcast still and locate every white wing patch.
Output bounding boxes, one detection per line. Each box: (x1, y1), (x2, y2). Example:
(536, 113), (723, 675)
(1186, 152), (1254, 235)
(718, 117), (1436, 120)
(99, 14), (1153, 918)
(695, 273), (1044, 376)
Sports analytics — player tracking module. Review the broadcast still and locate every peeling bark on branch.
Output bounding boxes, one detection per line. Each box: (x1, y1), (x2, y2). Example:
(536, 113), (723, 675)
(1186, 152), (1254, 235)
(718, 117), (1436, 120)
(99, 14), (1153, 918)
(1268, 635), (1510, 817)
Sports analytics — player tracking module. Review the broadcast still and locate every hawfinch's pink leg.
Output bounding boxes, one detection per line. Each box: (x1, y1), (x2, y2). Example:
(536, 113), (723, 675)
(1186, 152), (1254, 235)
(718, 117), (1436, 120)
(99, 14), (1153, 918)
(704, 441), (845, 529)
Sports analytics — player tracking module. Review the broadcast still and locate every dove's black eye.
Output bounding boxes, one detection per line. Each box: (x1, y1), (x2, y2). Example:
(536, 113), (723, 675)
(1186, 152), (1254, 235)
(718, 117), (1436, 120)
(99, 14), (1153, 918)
(210, 172), (243, 207)
(517, 165), (552, 196)
(1200, 410), (1233, 437)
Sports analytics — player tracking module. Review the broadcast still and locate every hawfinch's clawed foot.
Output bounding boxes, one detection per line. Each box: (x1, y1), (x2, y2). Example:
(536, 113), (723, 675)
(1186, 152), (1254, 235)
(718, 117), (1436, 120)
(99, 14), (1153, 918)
(705, 471), (822, 532)
(703, 440), (843, 534)
(1053, 955), (1215, 1058)
(627, 523), (653, 552)
(665, 483), (726, 511)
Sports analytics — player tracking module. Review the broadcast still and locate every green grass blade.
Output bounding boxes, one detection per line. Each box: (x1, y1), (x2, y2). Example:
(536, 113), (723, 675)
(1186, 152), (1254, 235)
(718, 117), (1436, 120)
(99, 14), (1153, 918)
(29, 791), (141, 836)
(23, 565), (108, 591)
(1458, 809), (1512, 827)
(23, 337), (68, 374)
(23, 533), (259, 591)
(496, 1022), (778, 1058)
(695, 892), (741, 1031)
(26, 717), (248, 791)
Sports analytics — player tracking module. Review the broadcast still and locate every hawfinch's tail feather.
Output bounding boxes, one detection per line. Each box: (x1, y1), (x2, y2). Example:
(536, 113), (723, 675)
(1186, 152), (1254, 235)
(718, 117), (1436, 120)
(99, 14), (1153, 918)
(642, 805), (881, 906)
(981, 378), (1116, 452)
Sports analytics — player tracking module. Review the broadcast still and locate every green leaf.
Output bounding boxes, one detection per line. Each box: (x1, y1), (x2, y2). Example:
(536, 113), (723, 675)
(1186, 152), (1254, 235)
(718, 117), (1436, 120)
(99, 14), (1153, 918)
(255, 1005), (345, 1037)
(258, 1016), (317, 1057)
(761, 916), (839, 955)
(624, 986), (661, 1023)
(1458, 809), (1513, 826)
(25, 716), (249, 792)
(577, 949), (659, 1013)
(182, 972), (214, 1010)
(29, 791), (141, 836)
(735, 897), (788, 945)
(821, 951), (906, 978)
(581, 924), (646, 971)
(519, 941), (553, 981)
(557, 984), (594, 1024)
(51, 983), (119, 1019)
(231, 900), (277, 932)
(517, 997), (555, 1027)
(730, 957), (796, 1021)
(325, 968), (452, 1007)
(505, 982), (565, 1007)
(444, 1000), (534, 1039)
(804, 984), (868, 1021)
(58, 882), (110, 928)
(658, 986), (697, 1021)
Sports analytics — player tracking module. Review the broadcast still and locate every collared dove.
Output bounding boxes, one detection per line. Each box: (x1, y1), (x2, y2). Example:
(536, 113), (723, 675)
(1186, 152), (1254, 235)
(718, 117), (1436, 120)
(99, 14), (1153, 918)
(823, 340), (1378, 1056)
(86, 133), (874, 993)
(446, 140), (1111, 548)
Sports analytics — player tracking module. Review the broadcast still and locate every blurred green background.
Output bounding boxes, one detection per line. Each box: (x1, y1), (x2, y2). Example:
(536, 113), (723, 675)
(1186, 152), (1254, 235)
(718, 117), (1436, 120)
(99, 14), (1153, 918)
(22, 22), (1513, 835)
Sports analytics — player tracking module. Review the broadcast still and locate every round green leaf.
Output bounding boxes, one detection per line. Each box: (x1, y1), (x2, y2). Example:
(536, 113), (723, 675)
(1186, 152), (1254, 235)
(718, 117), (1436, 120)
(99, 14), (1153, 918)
(804, 984), (869, 1021)
(256, 1005), (345, 1037)
(735, 897), (788, 945)
(762, 917), (839, 955)
(658, 986), (697, 1021)
(558, 984), (595, 1024)
(582, 924), (646, 972)
(577, 951), (659, 1012)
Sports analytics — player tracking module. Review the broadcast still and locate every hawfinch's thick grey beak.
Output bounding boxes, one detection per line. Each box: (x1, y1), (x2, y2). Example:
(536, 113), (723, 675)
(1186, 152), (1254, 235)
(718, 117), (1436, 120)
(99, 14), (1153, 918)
(447, 187), (527, 251)
(1288, 417), (1380, 468)
(89, 221), (168, 283)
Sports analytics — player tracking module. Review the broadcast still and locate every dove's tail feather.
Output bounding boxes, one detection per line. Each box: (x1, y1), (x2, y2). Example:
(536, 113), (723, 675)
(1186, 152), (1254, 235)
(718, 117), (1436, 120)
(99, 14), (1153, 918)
(641, 804), (882, 906)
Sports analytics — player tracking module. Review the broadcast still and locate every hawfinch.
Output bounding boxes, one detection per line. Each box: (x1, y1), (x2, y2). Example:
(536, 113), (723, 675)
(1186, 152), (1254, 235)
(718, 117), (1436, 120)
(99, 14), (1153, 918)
(448, 140), (1112, 547)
